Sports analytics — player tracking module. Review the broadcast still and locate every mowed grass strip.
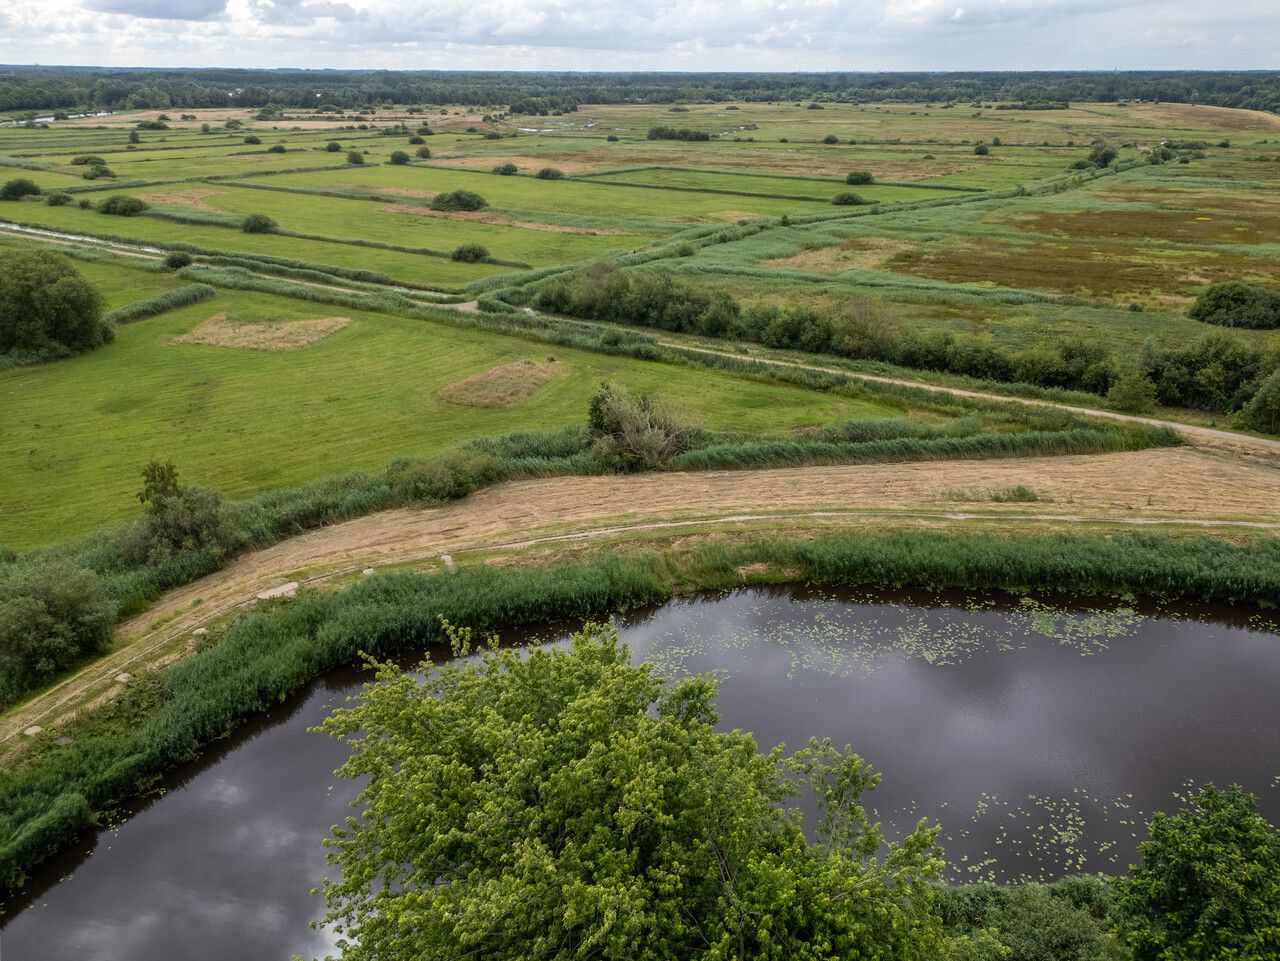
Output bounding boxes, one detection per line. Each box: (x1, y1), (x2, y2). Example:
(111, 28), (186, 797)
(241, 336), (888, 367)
(0, 282), (893, 547)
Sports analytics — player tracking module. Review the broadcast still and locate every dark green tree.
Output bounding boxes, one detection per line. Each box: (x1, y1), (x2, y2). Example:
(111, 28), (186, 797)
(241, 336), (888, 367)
(0, 248), (108, 355)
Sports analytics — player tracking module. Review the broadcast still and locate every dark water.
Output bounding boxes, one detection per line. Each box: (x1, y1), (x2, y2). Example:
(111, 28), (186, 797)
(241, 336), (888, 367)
(3, 586), (1279, 960)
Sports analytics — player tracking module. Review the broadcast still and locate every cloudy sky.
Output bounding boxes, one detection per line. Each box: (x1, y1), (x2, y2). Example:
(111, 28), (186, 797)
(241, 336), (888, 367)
(0, 0), (1275, 71)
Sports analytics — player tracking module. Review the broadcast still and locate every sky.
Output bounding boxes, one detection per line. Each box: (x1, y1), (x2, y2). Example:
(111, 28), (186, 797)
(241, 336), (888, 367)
(0, 0), (1276, 72)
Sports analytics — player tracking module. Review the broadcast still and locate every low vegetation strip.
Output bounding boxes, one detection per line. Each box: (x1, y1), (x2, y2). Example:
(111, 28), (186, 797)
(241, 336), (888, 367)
(3, 526), (1279, 895)
(103, 282), (215, 325)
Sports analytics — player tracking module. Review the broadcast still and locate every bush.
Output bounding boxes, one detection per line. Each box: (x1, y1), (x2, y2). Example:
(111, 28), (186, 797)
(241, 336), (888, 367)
(1117, 784), (1280, 960)
(388, 150), (409, 165)
(415, 146), (431, 159)
(130, 460), (242, 563)
(606, 134), (619, 142)
(1087, 142), (1118, 167)
(385, 450), (505, 502)
(588, 381), (700, 471)
(98, 195), (149, 216)
(430, 189), (487, 212)
(44, 193), (72, 207)
(164, 251), (194, 270)
(492, 162), (518, 175)
(135, 120), (167, 130)
(346, 150), (364, 165)
(1107, 369), (1159, 413)
(407, 135), (424, 145)
(832, 191), (869, 206)
(0, 178), (40, 200)
(241, 214), (277, 233)
(1189, 282), (1280, 330)
(822, 133), (840, 144)
(974, 143), (990, 155)
(244, 135), (261, 145)
(534, 167), (565, 179)
(325, 141), (342, 152)
(1242, 369), (1280, 434)
(81, 164), (115, 180)
(936, 880), (1121, 961)
(845, 170), (874, 184)
(647, 126), (710, 142)
(267, 143), (286, 154)
(0, 248), (108, 356)
(70, 155), (105, 166)
(449, 243), (489, 262)
(128, 131), (140, 144)
(0, 562), (115, 704)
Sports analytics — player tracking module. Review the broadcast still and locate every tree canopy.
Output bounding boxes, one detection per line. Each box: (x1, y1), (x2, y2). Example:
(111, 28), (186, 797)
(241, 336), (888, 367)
(0, 248), (109, 358)
(318, 622), (954, 960)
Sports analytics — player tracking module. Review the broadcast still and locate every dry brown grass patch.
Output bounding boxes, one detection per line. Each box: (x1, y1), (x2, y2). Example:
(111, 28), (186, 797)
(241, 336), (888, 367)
(173, 314), (350, 351)
(766, 236), (915, 272)
(438, 359), (564, 408)
(135, 188), (223, 213)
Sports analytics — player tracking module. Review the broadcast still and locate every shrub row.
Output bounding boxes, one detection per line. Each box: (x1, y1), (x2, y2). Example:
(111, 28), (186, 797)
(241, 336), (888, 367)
(103, 283), (215, 324)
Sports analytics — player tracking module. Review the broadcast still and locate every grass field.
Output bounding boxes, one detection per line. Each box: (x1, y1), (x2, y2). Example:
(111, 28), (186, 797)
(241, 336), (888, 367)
(4, 97), (1280, 547)
(0, 256), (899, 546)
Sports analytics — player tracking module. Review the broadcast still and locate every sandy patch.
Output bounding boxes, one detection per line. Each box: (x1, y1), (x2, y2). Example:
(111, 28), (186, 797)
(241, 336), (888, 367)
(173, 314), (350, 351)
(438, 359), (563, 408)
(709, 210), (767, 222)
(379, 204), (629, 235)
(376, 186), (440, 200)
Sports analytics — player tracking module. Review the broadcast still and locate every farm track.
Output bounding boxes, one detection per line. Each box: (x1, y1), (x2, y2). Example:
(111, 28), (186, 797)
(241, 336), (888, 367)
(3, 443), (1277, 754)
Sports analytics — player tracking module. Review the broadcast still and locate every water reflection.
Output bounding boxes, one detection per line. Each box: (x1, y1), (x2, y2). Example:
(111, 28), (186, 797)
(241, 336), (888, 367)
(3, 587), (1277, 960)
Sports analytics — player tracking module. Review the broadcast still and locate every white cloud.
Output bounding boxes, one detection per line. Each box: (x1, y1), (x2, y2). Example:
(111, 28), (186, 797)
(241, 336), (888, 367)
(0, 0), (1274, 69)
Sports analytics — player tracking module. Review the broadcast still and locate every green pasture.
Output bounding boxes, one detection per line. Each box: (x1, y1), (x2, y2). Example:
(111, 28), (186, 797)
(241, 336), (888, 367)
(0, 269), (899, 547)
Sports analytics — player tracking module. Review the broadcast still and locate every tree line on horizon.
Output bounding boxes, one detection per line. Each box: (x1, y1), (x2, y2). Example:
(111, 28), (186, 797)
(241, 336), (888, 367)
(1, 67), (1279, 115)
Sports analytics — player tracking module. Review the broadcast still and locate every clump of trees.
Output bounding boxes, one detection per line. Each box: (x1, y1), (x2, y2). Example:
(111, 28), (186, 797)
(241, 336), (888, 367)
(1189, 282), (1280, 330)
(0, 561), (115, 706)
(98, 195), (149, 216)
(430, 190), (487, 212)
(318, 622), (955, 960)
(0, 178), (40, 200)
(532, 265), (1280, 426)
(647, 126), (710, 141)
(126, 460), (241, 564)
(0, 248), (110, 361)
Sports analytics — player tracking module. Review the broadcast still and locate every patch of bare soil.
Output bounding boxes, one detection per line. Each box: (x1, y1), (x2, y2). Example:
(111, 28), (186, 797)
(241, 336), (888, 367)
(438, 359), (563, 408)
(173, 314), (350, 351)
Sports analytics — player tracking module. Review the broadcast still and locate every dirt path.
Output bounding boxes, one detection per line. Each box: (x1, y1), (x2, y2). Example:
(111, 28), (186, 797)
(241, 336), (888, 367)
(4, 445), (1277, 750)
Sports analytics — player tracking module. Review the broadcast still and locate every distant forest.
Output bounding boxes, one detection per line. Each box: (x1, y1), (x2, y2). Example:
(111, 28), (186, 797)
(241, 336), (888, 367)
(2, 68), (1279, 116)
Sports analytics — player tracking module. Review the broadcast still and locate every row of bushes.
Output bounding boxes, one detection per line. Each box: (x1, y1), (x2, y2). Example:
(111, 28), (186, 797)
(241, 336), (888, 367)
(4, 526), (1280, 894)
(103, 283), (215, 324)
(530, 265), (1280, 427)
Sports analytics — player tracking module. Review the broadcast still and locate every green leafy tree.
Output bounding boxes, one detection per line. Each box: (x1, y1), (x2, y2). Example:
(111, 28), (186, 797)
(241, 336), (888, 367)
(318, 623), (953, 961)
(449, 242), (488, 262)
(346, 150), (364, 165)
(430, 189), (487, 212)
(388, 150), (410, 165)
(0, 178), (41, 200)
(1107, 369), (1159, 413)
(0, 248), (108, 355)
(1242, 369), (1280, 434)
(1117, 784), (1280, 960)
(845, 170), (874, 185)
